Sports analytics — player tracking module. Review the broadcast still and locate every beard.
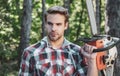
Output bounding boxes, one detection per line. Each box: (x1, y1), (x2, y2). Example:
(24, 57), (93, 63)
(48, 32), (62, 42)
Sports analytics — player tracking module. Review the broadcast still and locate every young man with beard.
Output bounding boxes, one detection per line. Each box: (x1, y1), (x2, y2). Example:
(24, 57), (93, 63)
(19, 6), (98, 76)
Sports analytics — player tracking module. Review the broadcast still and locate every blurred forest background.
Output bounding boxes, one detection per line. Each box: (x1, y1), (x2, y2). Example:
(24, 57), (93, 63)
(0, 0), (120, 76)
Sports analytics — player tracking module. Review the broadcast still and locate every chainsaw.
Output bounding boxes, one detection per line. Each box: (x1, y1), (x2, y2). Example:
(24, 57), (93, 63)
(77, 0), (120, 76)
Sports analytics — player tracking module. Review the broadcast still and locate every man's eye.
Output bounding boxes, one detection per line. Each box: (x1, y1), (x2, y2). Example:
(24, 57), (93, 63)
(47, 22), (53, 26)
(56, 23), (62, 26)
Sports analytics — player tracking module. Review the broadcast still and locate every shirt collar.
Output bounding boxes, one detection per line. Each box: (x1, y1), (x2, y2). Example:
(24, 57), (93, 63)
(41, 36), (72, 49)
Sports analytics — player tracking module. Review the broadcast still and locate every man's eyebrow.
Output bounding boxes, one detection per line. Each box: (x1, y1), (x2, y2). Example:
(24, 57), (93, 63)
(47, 21), (62, 24)
(56, 23), (62, 25)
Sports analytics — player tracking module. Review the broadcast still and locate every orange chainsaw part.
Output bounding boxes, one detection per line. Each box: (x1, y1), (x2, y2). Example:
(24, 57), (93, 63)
(88, 39), (107, 70)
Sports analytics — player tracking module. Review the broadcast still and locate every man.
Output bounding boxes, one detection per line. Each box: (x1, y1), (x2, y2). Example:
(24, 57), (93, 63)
(19, 6), (98, 76)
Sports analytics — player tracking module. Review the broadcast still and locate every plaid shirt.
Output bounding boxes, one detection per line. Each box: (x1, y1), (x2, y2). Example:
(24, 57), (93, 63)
(19, 37), (86, 76)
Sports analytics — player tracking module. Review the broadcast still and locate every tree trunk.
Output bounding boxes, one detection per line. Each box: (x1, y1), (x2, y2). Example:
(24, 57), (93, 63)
(41, 0), (46, 38)
(63, 0), (70, 12)
(63, 0), (71, 36)
(105, 0), (120, 76)
(95, 0), (101, 34)
(18, 0), (32, 66)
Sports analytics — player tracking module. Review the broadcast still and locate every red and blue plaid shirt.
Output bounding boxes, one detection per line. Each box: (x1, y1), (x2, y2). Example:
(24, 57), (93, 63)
(19, 37), (86, 76)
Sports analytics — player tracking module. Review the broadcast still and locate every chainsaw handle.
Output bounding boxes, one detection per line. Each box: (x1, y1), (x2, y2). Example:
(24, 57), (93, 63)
(93, 37), (120, 53)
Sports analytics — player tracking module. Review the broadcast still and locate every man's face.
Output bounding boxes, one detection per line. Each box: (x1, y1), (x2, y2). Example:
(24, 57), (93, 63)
(45, 13), (68, 41)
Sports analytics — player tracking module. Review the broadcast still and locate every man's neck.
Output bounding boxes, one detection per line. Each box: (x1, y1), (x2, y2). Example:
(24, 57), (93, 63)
(48, 36), (64, 49)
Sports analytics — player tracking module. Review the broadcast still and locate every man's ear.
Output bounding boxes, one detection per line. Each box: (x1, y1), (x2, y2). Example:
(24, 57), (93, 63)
(65, 22), (68, 30)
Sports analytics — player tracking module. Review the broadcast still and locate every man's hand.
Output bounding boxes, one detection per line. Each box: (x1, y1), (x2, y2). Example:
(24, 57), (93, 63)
(81, 44), (97, 60)
(81, 44), (98, 76)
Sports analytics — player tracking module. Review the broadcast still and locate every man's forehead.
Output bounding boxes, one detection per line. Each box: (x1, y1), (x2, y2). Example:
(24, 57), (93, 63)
(47, 14), (65, 21)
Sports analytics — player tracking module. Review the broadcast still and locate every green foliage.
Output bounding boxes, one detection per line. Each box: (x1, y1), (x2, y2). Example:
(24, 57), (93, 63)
(0, 0), (21, 61)
(66, 0), (92, 43)
(0, 61), (18, 76)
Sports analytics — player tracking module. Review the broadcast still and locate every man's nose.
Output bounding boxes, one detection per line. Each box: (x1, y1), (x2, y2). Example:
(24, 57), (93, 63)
(51, 25), (56, 31)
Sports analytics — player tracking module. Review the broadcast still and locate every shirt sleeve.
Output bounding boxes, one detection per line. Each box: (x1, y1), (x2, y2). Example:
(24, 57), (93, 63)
(18, 50), (34, 76)
(75, 54), (87, 76)
(74, 47), (87, 76)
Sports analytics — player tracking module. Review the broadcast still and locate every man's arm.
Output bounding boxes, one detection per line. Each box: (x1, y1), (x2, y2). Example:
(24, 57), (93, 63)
(86, 53), (98, 76)
(81, 44), (98, 76)
(18, 50), (33, 76)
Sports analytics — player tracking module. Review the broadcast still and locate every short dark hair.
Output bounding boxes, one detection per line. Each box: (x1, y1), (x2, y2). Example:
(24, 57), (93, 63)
(45, 6), (69, 23)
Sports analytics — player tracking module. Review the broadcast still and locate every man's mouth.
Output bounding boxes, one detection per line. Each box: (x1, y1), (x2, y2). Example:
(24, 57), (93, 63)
(50, 32), (57, 37)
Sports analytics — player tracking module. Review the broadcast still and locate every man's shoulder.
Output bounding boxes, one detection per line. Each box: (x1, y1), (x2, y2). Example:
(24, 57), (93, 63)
(24, 38), (47, 54)
(69, 43), (81, 50)
(64, 39), (81, 53)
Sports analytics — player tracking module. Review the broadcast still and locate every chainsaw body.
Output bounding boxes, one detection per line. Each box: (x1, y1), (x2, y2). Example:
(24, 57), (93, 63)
(87, 35), (118, 70)
(80, 35), (119, 72)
